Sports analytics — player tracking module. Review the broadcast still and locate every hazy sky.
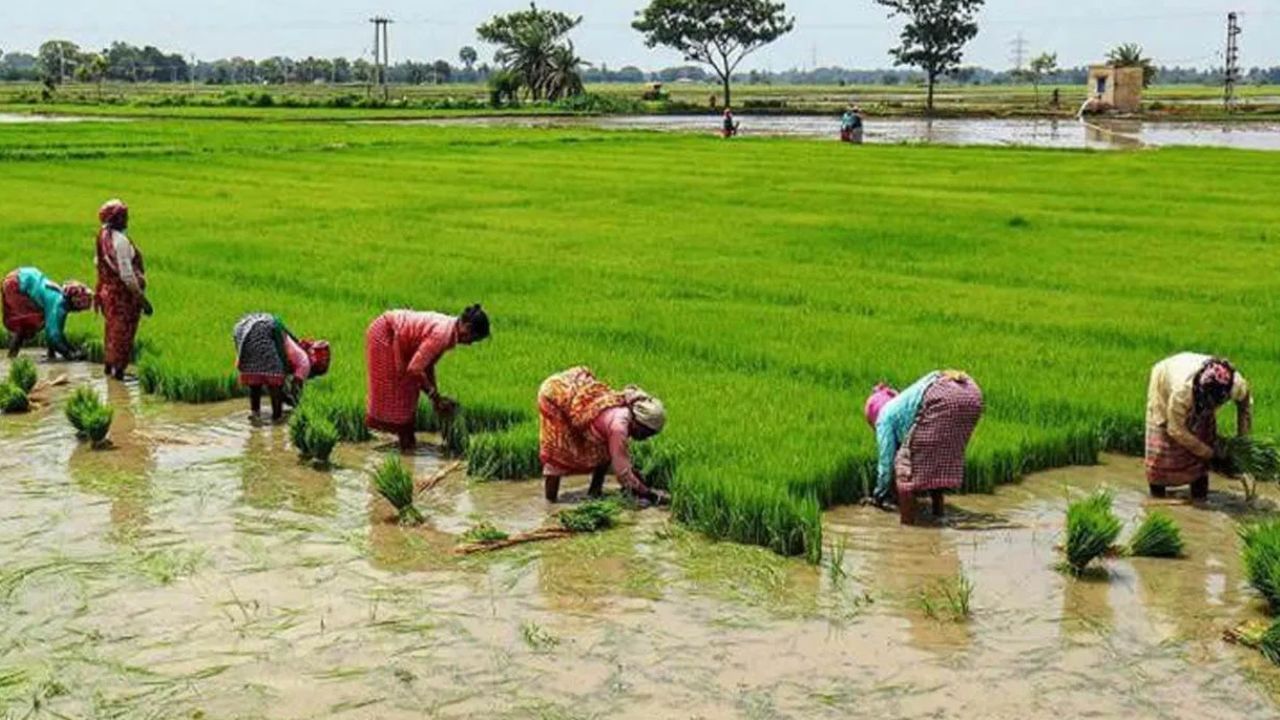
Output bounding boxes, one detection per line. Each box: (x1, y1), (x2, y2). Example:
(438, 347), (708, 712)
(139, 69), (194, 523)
(5, 1), (1278, 70)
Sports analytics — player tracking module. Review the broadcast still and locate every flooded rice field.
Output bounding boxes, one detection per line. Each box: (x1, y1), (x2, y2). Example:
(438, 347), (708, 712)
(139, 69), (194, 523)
(2, 353), (1280, 719)
(410, 114), (1280, 151)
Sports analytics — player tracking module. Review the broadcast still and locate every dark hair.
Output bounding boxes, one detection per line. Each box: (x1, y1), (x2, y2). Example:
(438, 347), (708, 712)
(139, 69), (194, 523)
(461, 304), (490, 341)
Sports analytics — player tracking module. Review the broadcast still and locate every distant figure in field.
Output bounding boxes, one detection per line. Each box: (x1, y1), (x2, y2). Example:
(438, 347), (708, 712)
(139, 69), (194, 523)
(538, 366), (668, 505)
(233, 313), (331, 421)
(3, 266), (92, 359)
(840, 105), (864, 144)
(95, 199), (152, 380)
(864, 370), (984, 525)
(365, 305), (490, 451)
(1145, 353), (1251, 500)
(721, 108), (739, 138)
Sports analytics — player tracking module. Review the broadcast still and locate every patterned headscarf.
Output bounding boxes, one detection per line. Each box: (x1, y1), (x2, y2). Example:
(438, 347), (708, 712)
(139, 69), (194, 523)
(301, 340), (331, 378)
(1194, 358), (1236, 414)
(627, 387), (666, 434)
(864, 383), (899, 428)
(62, 281), (93, 311)
(98, 199), (129, 231)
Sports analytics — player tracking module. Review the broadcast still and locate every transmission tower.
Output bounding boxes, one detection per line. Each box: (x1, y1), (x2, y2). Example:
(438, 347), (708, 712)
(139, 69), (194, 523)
(1224, 12), (1242, 111)
(1009, 32), (1029, 71)
(369, 16), (393, 99)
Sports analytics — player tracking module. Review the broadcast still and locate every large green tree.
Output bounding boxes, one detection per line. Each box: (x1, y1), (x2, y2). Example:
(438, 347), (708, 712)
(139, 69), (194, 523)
(874, 0), (985, 114)
(477, 3), (584, 101)
(632, 0), (794, 109)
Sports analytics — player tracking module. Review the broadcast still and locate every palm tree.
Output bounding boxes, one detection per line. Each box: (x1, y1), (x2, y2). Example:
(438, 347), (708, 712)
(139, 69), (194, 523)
(543, 42), (586, 100)
(1107, 43), (1156, 88)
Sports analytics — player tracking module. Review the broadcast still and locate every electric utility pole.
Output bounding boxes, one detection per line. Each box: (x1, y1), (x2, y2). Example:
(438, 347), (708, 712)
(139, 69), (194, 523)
(369, 16), (392, 99)
(1224, 12), (1242, 111)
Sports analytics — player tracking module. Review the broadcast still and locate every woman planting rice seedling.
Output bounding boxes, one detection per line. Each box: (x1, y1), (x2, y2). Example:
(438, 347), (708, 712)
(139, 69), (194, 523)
(94, 199), (152, 381)
(3, 266), (92, 360)
(864, 370), (984, 525)
(232, 313), (330, 421)
(365, 305), (490, 451)
(538, 366), (668, 506)
(1145, 353), (1251, 500)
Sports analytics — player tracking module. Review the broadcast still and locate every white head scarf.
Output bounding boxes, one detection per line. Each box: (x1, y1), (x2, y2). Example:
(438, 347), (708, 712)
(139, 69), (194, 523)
(626, 386), (667, 434)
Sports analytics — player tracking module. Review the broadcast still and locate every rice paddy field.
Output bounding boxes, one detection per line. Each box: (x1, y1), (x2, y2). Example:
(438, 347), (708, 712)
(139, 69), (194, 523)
(2, 118), (1280, 564)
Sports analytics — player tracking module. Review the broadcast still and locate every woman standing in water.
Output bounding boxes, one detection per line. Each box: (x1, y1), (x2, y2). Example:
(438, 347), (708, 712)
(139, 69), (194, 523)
(2, 266), (92, 359)
(538, 366), (668, 505)
(1145, 353), (1251, 499)
(233, 313), (331, 421)
(864, 370), (984, 524)
(94, 199), (151, 380)
(365, 305), (490, 451)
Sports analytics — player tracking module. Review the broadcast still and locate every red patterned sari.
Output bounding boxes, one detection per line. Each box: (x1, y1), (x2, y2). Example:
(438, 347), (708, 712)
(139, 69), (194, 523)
(95, 228), (146, 369)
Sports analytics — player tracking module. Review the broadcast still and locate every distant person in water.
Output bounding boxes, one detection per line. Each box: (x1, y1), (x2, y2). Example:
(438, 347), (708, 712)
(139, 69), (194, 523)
(1145, 353), (1251, 500)
(365, 305), (490, 451)
(840, 105), (864, 144)
(538, 366), (668, 505)
(3, 266), (92, 359)
(94, 199), (152, 380)
(722, 108), (739, 138)
(233, 313), (331, 421)
(864, 370), (984, 524)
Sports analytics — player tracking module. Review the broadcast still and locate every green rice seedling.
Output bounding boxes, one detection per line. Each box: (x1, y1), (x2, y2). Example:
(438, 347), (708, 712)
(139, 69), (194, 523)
(7, 357), (37, 394)
(461, 522), (510, 544)
(557, 499), (622, 533)
(304, 416), (339, 466)
(1240, 519), (1280, 612)
(1222, 436), (1280, 481)
(1227, 620), (1280, 666)
(1062, 490), (1123, 575)
(288, 407), (313, 459)
(0, 383), (28, 413)
(520, 620), (559, 651)
(917, 572), (974, 622)
(65, 386), (113, 445)
(373, 455), (423, 526)
(827, 534), (849, 583)
(1129, 511), (1184, 558)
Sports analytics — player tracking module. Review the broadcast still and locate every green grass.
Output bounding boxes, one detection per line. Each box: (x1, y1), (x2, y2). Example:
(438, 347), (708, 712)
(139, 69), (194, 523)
(1241, 520), (1280, 612)
(372, 455), (423, 526)
(1128, 511), (1184, 558)
(7, 357), (37, 394)
(1062, 490), (1123, 575)
(2, 118), (1279, 561)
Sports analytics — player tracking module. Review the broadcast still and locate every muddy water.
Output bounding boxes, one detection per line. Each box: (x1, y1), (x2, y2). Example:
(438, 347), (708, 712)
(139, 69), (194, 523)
(1, 353), (1279, 719)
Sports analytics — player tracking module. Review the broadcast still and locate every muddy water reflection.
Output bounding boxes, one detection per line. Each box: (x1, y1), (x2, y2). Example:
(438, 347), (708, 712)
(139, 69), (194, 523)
(1, 354), (1279, 718)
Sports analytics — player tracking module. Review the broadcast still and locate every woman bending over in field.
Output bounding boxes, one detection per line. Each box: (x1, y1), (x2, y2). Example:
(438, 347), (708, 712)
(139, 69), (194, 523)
(3, 267), (92, 359)
(864, 370), (984, 525)
(95, 199), (152, 380)
(538, 366), (668, 506)
(365, 305), (490, 451)
(233, 313), (331, 421)
(1145, 353), (1251, 500)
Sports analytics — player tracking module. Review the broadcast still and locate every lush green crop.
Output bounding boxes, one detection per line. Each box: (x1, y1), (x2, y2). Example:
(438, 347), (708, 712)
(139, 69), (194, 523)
(373, 455), (423, 525)
(2, 118), (1278, 561)
(0, 382), (28, 413)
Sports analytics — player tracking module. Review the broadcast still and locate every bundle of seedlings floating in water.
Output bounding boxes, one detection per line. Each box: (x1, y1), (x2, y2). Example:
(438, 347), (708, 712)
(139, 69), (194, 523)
(460, 521), (509, 544)
(557, 499), (622, 532)
(455, 499), (625, 555)
(288, 406), (338, 466)
(373, 455), (424, 526)
(1225, 619), (1280, 667)
(1240, 519), (1280, 612)
(1218, 436), (1280, 502)
(1061, 489), (1123, 575)
(1128, 511), (1184, 558)
(65, 386), (113, 446)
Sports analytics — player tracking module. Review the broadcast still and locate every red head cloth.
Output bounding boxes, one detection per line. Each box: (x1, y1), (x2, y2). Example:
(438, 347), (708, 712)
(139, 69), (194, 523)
(864, 383), (899, 428)
(62, 281), (93, 311)
(303, 340), (331, 378)
(98, 199), (128, 230)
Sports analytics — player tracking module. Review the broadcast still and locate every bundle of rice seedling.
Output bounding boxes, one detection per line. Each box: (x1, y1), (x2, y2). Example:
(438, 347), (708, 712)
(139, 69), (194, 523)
(557, 499), (622, 533)
(1219, 437), (1280, 502)
(1240, 519), (1280, 612)
(461, 522), (509, 544)
(65, 386), (112, 445)
(8, 357), (37, 394)
(373, 455), (423, 525)
(1062, 489), (1123, 575)
(304, 416), (338, 465)
(1129, 511), (1184, 558)
(1225, 620), (1280, 666)
(0, 383), (29, 414)
(288, 407), (312, 458)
